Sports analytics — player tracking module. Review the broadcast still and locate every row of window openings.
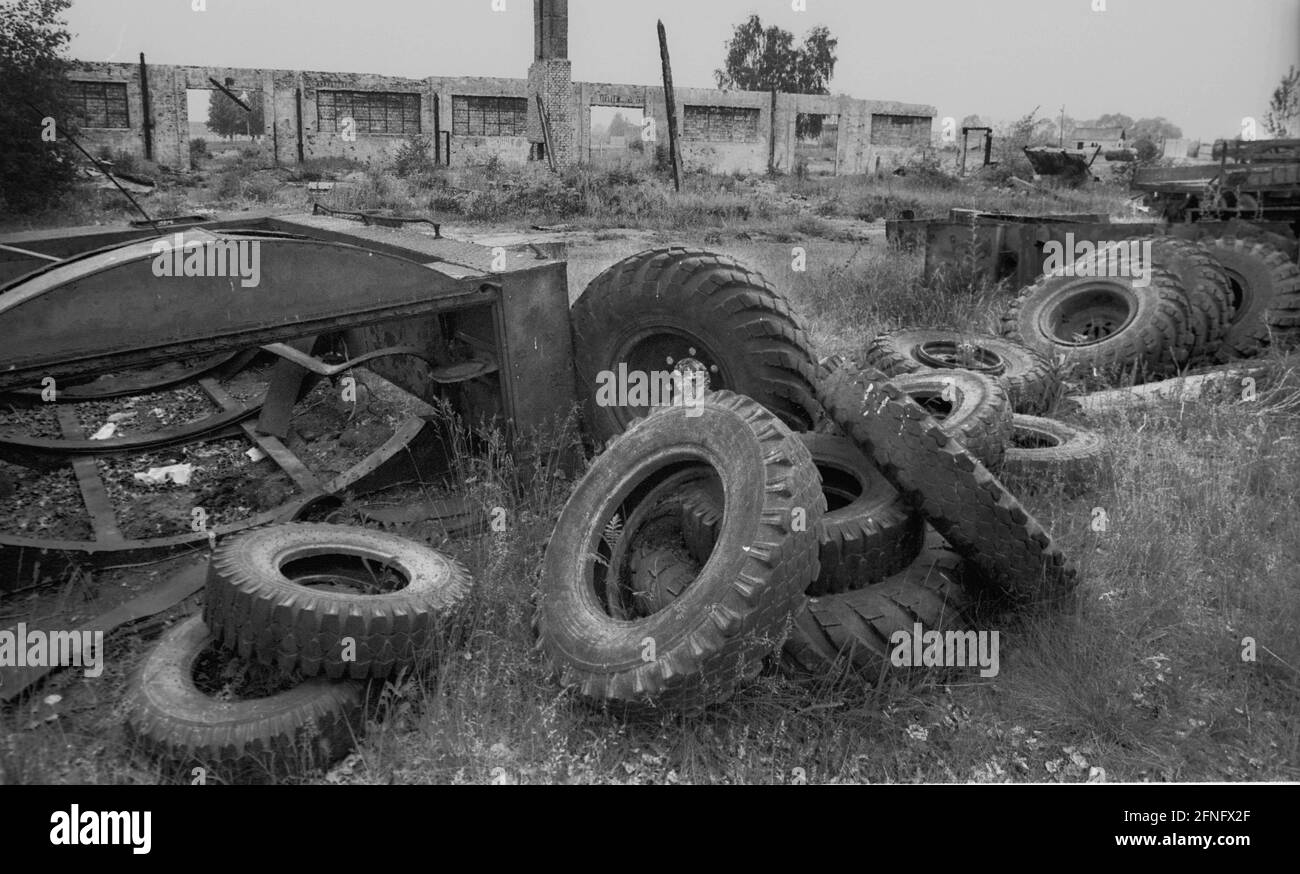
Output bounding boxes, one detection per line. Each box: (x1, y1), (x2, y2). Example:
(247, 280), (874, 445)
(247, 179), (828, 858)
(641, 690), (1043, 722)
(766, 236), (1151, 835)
(66, 83), (927, 145)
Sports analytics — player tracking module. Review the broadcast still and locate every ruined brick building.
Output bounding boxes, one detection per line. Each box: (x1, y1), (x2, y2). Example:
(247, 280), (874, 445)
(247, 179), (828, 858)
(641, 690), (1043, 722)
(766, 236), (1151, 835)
(66, 1), (935, 176)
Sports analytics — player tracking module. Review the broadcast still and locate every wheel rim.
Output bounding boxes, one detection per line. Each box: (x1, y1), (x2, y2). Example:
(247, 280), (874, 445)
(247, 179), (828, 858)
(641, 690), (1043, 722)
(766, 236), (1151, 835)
(590, 463), (714, 621)
(607, 329), (724, 431)
(1039, 283), (1137, 346)
(913, 340), (1006, 375)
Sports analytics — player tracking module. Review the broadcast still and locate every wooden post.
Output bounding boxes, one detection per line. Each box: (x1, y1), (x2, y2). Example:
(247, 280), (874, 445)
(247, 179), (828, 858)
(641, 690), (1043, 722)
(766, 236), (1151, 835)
(138, 53), (152, 161)
(657, 20), (683, 192)
(769, 87), (777, 174)
(536, 94), (558, 172)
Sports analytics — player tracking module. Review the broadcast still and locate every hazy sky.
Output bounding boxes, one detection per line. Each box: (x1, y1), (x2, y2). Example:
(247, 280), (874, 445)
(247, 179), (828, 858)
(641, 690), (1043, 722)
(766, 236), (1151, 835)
(63, 0), (1300, 141)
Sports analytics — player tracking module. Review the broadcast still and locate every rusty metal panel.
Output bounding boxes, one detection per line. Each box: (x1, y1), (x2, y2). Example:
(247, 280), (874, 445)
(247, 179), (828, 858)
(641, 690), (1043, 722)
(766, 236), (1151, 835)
(497, 261), (577, 435)
(0, 229), (492, 389)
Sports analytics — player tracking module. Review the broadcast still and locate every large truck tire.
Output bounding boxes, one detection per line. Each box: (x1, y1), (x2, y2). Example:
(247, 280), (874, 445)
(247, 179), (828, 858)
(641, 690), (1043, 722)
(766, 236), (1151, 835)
(571, 248), (822, 446)
(533, 391), (825, 711)
(1001, 243), (1193, 383)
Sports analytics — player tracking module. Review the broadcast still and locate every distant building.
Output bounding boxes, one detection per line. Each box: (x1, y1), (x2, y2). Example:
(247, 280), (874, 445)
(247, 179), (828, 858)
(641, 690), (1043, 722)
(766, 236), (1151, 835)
(1069, 126), (1125, 151)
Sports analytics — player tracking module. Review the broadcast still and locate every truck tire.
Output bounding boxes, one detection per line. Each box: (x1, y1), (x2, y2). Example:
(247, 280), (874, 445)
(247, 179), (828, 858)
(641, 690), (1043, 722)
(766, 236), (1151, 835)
(629, 546), (699, 617)
(124, 615), (364, 781)
(533, 391), (825, 711)
(1136, 236), (1232, 362)
(1000, 415), (1107, 495)
(204, 524), (472, 680)
(889, 371), (1013, 469)
(1195, 236), (1300, 359)
(863, 327), (1061, 414)
(814, 358), (1077, 603)
(571, 248), (822, 446)
(1187, 219), (1298, 262)
(1001, 244), (1193, 383)
(679, 433), (923, 595)
(781, 529), (975, 678)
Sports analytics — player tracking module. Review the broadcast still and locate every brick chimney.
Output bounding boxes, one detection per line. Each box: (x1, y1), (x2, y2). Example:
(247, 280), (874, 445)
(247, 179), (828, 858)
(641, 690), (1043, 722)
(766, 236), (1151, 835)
(528, 0), (574, 166)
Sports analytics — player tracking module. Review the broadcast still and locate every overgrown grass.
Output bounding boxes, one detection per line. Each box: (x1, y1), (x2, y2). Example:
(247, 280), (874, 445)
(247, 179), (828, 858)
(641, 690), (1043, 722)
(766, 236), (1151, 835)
(1, 161), (1294, 785)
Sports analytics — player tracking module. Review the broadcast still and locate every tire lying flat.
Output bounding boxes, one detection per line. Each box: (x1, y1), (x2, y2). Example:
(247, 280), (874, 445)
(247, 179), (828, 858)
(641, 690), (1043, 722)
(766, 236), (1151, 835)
(533, 391), (825, 711)
(204, 524), (472, 680)
(570, 247), (822, 446)
(864, 327), (1062, 414)
(124, 615), (364, 781)
(1000, 414), (1107, 495)
(813, 358), (1077, 603)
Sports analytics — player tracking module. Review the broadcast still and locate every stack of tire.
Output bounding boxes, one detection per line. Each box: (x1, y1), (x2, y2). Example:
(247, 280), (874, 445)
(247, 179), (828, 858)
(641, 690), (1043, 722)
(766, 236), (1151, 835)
(124, 523), (471, 781)
(532, 248), (1080, 714)
(1000, 230), (1300, 385)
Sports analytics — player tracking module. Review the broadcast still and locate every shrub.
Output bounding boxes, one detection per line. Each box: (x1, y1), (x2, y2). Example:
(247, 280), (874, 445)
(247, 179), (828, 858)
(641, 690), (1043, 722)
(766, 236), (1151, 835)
(392, 134), (437, 179)
(188, 137), (208, 164)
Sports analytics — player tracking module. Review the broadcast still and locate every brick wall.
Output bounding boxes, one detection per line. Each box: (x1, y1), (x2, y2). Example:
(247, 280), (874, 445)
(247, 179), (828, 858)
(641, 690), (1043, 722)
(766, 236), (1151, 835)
(527, 59), (575, 166)
(64, 60), (934, 177)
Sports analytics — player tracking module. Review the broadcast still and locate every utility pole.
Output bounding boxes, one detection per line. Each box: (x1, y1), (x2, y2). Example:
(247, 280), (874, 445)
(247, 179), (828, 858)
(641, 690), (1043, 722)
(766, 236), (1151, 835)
(657, 20), (683, 192)
(1059, 105), (1066, 147)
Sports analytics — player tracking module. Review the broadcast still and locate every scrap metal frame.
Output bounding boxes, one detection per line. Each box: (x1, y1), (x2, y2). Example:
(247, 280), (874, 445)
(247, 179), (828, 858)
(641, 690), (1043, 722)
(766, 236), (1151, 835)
(0, 212), (580, 587)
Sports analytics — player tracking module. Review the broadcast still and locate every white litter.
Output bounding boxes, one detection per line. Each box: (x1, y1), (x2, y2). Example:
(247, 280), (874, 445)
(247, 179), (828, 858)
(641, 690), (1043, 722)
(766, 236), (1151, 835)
(245, 447), (268, 462)
(89, 423), (117, 440)
(132, 463), (194, 486)
(107, 411), (136, 423)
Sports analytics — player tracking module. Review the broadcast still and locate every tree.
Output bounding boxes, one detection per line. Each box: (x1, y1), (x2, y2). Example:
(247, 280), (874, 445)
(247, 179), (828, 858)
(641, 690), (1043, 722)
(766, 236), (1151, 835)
(1265, 65), (1300, 137)
(1129, 116), (1182, 143)
(206, 88), (264, 140)
(1132, 137), (1159, 162)
(714, 14), (838, 138)
(0, 0), (78, 212)
(607, 112), (631, 140)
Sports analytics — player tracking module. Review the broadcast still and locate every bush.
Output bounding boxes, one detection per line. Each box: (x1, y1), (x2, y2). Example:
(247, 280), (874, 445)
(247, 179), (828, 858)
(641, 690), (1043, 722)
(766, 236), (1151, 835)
(189, 137), (208, 164)
(392, 134), (438, 179)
